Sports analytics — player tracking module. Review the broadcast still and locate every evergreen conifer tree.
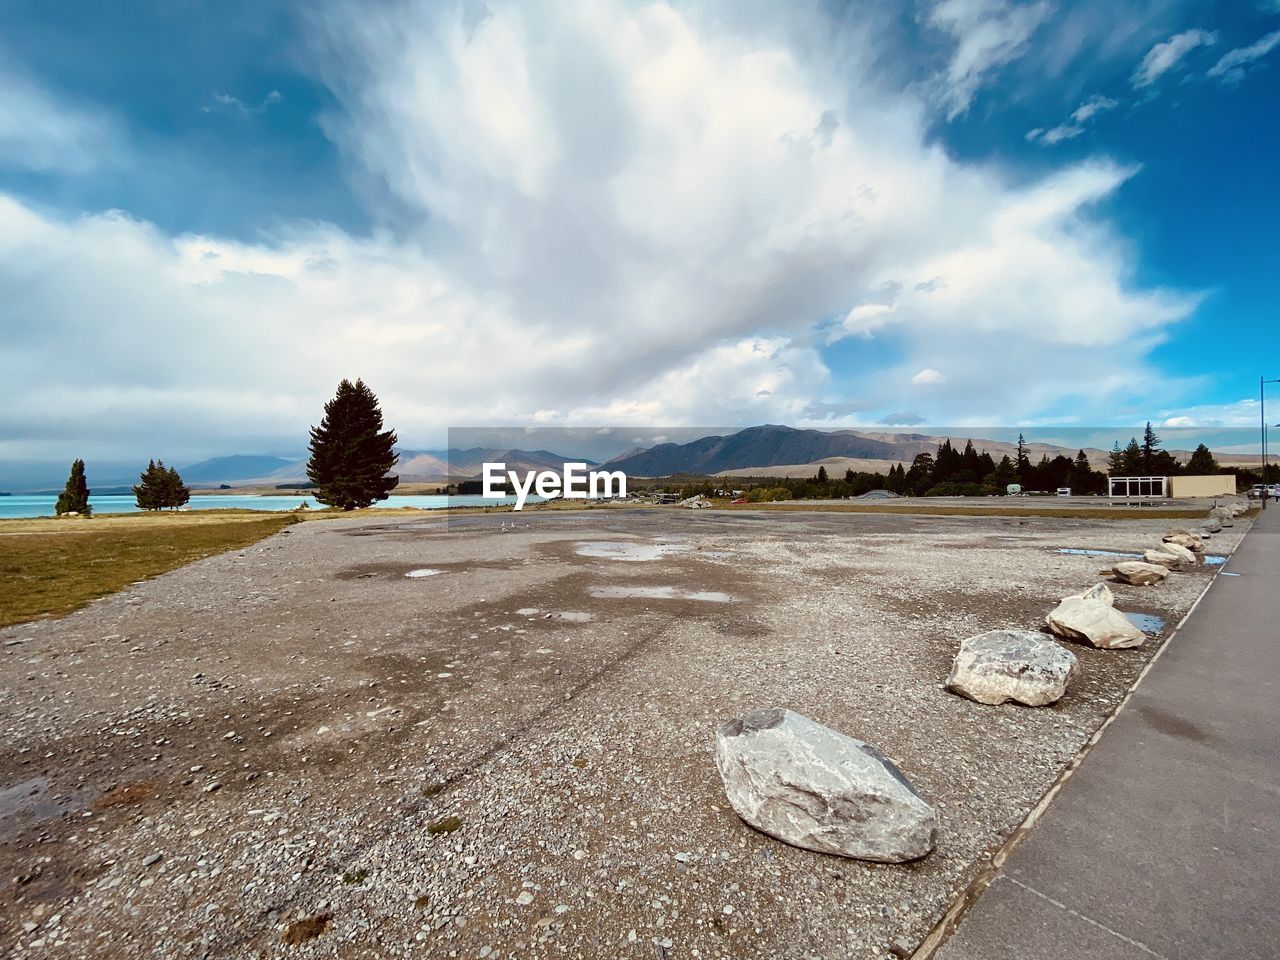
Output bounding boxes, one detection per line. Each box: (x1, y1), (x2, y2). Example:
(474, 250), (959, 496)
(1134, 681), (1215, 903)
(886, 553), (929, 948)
(1015, 433), (1032, 485)
(134, 460), (167, 510)
(1107, 441), (1125, 475)
(163, 466), (191, 509)
(55, 459), (92, 516)
(307, 379), (399, 510)
(1186, 444), (1220, 474)
(1140, 422), (1161, 474)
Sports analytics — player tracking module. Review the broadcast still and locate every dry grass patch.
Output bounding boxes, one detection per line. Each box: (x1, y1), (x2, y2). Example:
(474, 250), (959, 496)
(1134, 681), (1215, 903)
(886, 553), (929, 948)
(0, 513), (296, 627)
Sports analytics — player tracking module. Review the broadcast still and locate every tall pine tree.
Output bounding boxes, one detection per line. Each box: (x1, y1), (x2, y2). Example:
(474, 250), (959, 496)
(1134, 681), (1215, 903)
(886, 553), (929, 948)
(163, 465), (191, 509)
(1186, 444), (1219, 475)
(1015, 433), (1032, 486)
(307, 379), (399, 510)
(55, 459), (91, 516)
(134, 460), (167, 510)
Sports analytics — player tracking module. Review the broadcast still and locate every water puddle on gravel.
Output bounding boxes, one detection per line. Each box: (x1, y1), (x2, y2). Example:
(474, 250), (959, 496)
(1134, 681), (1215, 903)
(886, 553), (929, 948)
(0, 776), (60, 840)
(1055, 548), (1143, 560)
(1124, 612), (1166, 634)
(575, 542), (691, 561)
(1054, 548), (1226, 566)
(405, 569), (444, 578)
(589, 586), (734, 603)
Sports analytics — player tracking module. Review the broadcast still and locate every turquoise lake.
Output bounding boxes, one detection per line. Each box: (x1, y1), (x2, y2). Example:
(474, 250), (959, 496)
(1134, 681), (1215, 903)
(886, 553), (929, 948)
(0, 493), (535, 519)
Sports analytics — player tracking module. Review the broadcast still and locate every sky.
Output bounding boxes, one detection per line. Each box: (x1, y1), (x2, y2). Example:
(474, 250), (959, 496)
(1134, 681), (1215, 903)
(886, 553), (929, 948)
(2, 0), (1278, 465)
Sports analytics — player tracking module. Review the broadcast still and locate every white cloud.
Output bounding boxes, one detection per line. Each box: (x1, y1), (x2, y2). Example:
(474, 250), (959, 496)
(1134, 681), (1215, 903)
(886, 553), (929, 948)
(0, 66), (123, 174)
(1071, 94), (1118, 123)
(1207, 29), (1280, 85)
(0, 1), (1203, 462)
(1131, 28), (1217, 88)
(1154, 399), (1262, 429)
(926, 0), (1055, 120)
(203, 89), (284, 117)
(1027, 93), (1118, 145)
(911, 368), (945, 384)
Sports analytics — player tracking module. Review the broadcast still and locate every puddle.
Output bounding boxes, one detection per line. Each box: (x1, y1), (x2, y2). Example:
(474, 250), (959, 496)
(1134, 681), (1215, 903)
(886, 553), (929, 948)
(588, 586), (734, 603)
(1055, 548), (1226, 566)
(1124, 612), (1166, 634)
(1055, 548), (1143, 560)
(575, 542), (691, 562)
(405, 569), (444, 578)
(0, 776), (65, 840)
(552, 611), (594, 623)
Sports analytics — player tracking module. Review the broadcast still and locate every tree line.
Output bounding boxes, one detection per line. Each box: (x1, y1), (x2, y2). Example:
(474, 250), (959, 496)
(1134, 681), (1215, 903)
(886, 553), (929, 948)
(681, 424), (1253, 502)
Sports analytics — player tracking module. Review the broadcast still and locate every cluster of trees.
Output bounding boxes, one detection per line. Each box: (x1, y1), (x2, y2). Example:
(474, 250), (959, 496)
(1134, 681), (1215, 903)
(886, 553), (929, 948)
(133, 459), (191, 510)
(1105, 423), (1219, 478)
(702, 436), (1113, 502)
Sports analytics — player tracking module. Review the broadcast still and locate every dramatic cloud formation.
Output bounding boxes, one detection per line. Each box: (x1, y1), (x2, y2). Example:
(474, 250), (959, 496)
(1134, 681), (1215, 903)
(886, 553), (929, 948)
(1207, 29), (1280, 85)
(1, 1), (1202, 463)
(1131, 28), (1217, 88)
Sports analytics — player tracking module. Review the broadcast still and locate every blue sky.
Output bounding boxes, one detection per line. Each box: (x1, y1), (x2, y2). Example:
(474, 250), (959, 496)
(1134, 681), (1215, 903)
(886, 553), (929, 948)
(1, 0), (1278, 463)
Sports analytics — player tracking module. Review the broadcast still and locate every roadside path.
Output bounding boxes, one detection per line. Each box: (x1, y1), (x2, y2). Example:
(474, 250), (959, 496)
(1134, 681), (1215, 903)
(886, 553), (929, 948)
(935, 506), (1279, 960)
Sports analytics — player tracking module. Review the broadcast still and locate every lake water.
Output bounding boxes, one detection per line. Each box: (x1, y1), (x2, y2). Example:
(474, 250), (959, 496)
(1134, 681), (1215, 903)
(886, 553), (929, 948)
(0, 493), (537, 519)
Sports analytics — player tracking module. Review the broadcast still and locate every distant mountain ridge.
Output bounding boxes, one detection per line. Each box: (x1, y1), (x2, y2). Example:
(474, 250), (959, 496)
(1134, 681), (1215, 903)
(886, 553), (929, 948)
(603, 425), (905, 475)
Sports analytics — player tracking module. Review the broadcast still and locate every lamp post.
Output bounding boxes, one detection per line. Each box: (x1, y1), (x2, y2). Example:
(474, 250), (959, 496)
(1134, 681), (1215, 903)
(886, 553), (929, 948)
(1263, 377), (1280, 509)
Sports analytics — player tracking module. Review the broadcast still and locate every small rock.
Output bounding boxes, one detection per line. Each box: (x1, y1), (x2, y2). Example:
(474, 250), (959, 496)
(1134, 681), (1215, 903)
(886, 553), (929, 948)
(142, 852), (163, 867)
(515, 891), (534, 906)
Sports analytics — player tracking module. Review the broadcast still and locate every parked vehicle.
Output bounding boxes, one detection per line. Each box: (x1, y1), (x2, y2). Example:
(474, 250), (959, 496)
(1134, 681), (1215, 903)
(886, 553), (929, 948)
(1056, 487), (1072, 497)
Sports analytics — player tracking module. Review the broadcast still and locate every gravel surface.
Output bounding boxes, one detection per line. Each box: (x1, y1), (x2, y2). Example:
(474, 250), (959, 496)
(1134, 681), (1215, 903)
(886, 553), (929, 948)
(0, 508), (1247, 959)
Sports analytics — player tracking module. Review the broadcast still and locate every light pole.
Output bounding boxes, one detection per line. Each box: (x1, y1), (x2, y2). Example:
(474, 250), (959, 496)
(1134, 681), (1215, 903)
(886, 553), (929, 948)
(1263, 377), (1280, 509)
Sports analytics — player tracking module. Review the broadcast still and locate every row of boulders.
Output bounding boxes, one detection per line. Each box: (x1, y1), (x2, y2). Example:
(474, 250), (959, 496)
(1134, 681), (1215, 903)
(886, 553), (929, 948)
(710, 504), (1246, 864)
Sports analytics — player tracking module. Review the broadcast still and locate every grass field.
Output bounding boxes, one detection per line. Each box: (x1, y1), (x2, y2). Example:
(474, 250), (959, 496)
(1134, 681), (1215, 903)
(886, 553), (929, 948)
(0, 512), (297, 628)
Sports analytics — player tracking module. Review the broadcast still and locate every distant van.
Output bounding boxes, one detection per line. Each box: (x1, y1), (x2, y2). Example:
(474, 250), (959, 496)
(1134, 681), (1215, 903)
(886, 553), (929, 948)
(1056, 487), (1072, 497)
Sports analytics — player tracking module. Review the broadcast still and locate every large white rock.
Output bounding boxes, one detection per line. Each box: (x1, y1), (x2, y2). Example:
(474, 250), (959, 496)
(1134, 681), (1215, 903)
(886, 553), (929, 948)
(714, 708), (937, 863)
(1046, 584), (1146, 649)
(1152, 541), (1196, 566)
(1143, 548), (1191, 570)
(1201, 516), (1223, 534)
(946, 629), (1079, 705)
(1209, 507), (1234, 527)
(1110, 561), (1170, 586)
(1163, 530), (1205, 553)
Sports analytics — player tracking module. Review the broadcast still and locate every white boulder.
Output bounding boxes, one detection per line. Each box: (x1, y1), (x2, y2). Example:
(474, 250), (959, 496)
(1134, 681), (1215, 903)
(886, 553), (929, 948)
(1110, 561), (1170, 586)
(1143, 547), (1193, 570)
(1209, 507), (1234, 527)
(1162, 530), (1204, 553)
(946, 629), (1079, 705)
(1201, 516), (1223, 534)
(714, 708), (937, 863)
(1046, 583), (1145, 649)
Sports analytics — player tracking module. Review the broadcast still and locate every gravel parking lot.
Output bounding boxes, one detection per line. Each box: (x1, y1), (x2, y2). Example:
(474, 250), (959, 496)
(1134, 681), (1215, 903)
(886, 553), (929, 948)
(0, 507), (1246, 959)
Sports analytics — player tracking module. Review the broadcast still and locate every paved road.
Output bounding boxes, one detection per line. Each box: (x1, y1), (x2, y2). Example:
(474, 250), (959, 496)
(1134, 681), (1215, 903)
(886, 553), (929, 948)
(936, 507), (1279, 960)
